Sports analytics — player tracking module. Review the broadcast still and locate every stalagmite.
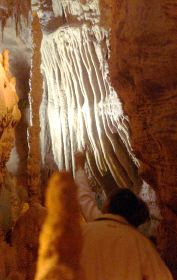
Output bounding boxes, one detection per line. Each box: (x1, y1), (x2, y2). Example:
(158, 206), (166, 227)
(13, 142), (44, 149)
(35, 172), (82, 280)
(11, 13), (47, 280)
(28, 13), (43, 204)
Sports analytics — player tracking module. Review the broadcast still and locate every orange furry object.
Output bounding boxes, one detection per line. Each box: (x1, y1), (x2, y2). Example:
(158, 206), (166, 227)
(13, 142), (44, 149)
(35, 172), (83, 280)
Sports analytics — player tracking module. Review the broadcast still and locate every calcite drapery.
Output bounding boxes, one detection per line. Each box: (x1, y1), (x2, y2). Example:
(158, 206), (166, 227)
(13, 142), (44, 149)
(100, 0), (177, 277)
(40, 0), (141, 195)
(0, 49), (21, 187)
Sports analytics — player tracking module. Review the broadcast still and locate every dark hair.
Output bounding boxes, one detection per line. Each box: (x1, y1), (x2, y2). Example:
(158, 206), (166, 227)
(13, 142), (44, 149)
(106, 189), (150, 227)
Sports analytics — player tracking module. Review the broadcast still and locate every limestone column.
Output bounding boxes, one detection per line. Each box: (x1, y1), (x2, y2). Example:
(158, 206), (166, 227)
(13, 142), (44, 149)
(27, 13), (43, 204)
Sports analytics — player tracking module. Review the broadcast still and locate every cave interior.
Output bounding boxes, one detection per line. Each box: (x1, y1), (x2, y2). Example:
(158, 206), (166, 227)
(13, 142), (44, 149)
(0, 0), (177, 279)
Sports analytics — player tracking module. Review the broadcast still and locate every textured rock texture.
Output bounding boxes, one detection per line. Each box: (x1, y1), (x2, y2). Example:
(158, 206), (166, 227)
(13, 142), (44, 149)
(0, 19), (31, 191)
(39, 0), (142, 197)
(35, 172), (82, 280)
(0, 49), (21, 187)
(12, 203), (46, 280)
(100, 0), (177, 277)
(27, 14), (43, 204)
(0, 228), (23, 280)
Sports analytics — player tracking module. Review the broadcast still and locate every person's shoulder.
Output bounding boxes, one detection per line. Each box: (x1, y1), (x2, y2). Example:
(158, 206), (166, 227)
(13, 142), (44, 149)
(130, 226), (156, 252)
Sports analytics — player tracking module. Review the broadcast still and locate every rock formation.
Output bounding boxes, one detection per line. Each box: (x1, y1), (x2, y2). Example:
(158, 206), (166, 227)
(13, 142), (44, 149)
(12, 203), (46, 280)
(0, 227), (23, 280)
(27, 13), (43, 204)
(100, 0), (177, 277)
(35, 172), (82, 280)
(0, 49), (21, 187)
(0, 0), (176, 278)
(39, 0), (141, 196)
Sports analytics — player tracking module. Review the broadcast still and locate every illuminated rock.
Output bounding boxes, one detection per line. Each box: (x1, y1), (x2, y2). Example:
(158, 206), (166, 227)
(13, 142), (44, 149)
(100, 0), (177, 277)
(0, 49), (21, 187)
(35, 172), (82, 280)
(40, 0), (141, 194)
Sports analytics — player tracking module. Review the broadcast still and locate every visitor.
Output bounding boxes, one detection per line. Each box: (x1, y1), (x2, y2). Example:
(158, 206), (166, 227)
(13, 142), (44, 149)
(75, 151), (151, 226)
(75, 151), (102, 221)
(75, 152), (173, 279)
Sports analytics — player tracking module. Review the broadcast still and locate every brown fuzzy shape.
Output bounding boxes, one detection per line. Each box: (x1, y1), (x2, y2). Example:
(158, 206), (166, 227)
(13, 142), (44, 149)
(12, 204), (47, 280)
(35, 172), (83, 280)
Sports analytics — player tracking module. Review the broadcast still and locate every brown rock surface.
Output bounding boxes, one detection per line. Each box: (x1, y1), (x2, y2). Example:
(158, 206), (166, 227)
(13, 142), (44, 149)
(12, 203), (46, 280)
(100, 0), (177, 277)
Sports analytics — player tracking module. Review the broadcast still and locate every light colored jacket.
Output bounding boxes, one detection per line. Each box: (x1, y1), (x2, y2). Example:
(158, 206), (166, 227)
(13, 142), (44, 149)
(76, 169), (173, 280)
(81, 214), (173, 280)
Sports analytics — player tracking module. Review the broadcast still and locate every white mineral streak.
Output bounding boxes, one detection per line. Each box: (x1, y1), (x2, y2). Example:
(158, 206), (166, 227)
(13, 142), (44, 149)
(40, 23), (138, 187)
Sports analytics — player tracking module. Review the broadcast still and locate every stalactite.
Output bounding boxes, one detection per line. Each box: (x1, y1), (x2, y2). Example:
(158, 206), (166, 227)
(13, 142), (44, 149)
(35, 172), (82, 280)
(0, 0), (31, 35)
(27, 13), (43, 204)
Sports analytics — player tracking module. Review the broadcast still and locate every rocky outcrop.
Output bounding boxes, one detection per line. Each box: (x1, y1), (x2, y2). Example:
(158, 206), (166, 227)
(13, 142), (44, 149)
(100, 0), (177, 277)
(0, 49), (21, 187)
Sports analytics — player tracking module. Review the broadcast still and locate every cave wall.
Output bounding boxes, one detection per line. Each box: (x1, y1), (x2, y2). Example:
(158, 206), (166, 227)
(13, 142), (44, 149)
(0, 49), (21, 185)
(0, 51), (27, 279)
(100, 0), (177, 276)
(0, 20), (31, 187)
(0, 21), (31, 234)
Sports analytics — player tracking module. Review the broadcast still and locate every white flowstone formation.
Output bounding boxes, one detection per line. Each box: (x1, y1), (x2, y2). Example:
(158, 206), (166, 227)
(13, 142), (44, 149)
(40, 14), (139, 189)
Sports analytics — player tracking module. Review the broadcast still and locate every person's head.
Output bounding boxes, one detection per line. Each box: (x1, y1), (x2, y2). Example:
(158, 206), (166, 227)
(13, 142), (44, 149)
(104, 188), (150, 227)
